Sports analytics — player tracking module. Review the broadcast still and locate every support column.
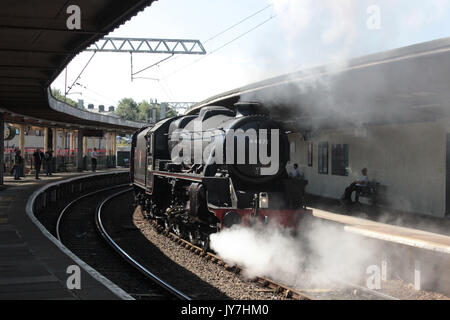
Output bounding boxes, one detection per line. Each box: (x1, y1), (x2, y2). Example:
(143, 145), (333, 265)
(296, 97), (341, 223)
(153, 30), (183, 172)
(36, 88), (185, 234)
(112, 132), (116, 167)
(52, 128), (57, 152)
(83, 136), (87, 157)
(105, 132), (110, 156)
(61, 129), (66, 156)
(70, 131), (75, 153)
(19, 124), (25, 177)
(18, 124), (25, 154)
(0, 113), (4, 185)
(105, 132), (110, 168)
(51, 127), (57, 173)
(76, 130), (84, 171)
(44, 128), (49, 152)
(60, 129), (66, 172)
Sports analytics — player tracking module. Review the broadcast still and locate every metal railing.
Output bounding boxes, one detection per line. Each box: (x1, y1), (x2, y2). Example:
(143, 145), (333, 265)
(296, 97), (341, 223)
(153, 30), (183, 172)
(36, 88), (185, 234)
(3, 150), (118, 176)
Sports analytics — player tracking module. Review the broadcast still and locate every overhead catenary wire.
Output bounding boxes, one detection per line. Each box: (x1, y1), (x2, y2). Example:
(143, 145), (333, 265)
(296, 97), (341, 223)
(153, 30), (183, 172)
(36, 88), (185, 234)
(134, 4), (274, 78)
(65, 51), (97, 95)
(132, 53), (174, 77)
(163, 13), (278, 80)
(203, 3), (273, 45)
(77, 84), (117, 105)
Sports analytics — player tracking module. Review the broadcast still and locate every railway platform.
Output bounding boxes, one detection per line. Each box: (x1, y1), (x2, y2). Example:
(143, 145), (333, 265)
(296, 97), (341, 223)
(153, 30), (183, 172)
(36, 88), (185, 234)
(307, 205), (450, 295)
(309, 208), (450, 254)
(0, 169), (130, 300)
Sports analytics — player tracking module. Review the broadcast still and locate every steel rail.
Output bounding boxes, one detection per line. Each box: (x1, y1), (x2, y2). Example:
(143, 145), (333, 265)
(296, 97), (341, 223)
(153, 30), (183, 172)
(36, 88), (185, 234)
(147, 216), (400, 300)
(149, 219), (314, 300)
(56, 184), (130, 241)
(96, 188), (192, 301)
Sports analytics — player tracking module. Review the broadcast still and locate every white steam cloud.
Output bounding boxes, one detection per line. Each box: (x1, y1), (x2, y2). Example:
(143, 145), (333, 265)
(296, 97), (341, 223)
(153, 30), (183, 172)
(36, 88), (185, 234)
(210, 219), (377, 289)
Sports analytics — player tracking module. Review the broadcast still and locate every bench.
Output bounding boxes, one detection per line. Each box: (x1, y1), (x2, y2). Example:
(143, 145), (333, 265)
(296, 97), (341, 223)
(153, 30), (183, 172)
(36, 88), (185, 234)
(355, 181), (386, 206)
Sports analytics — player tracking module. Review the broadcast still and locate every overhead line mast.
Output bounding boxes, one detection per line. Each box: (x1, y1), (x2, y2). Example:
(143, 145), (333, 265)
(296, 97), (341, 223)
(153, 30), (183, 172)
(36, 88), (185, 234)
(85, 37), (207, 82)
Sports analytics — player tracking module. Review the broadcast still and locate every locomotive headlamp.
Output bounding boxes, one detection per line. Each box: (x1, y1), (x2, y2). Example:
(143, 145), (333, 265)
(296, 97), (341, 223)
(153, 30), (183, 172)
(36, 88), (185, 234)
(259, 192), (269, 209)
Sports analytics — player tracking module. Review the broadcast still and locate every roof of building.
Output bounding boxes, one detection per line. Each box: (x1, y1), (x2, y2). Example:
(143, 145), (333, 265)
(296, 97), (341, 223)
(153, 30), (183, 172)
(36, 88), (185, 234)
(188, 37), (450, 132)
(0, 0), (155, 132)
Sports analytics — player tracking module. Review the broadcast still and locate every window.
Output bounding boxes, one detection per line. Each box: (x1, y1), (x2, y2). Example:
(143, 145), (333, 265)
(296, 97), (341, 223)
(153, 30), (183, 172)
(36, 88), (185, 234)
(307, 141), (313, 167)
(332, 144), (349, 176)
(318, 142), (328, 174)
(148, 133), (153, 155)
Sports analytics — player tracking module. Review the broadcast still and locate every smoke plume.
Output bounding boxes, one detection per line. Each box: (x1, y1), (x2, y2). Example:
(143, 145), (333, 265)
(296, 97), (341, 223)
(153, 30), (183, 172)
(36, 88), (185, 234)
(210, 219), (377, 289)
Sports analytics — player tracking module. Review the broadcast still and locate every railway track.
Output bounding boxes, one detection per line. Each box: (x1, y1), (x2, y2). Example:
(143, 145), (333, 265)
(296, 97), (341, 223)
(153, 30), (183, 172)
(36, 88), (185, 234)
(149, 220), (313, 300)
(96, 188), (191, 300)
(53, 183), (398, 300)
(55, 184), (190, 300)
(145, 212), (399, 300)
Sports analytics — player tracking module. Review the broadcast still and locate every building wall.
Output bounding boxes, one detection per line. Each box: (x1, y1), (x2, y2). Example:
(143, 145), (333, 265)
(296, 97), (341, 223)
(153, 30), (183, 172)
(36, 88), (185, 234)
(287, 120), (447, 217)
(6, 135), (44, 150)
(6, 132), (106, 153)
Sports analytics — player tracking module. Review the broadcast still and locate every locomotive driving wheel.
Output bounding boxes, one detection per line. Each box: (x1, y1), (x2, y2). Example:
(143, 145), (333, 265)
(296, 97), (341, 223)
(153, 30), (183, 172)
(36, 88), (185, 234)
(199, 236), (210, 251)
(172, 222), (186, 238)
(163, 219), (172, 232)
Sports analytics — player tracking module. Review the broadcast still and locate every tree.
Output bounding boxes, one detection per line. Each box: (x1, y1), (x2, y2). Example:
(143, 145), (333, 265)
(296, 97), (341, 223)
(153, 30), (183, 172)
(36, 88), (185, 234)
(51, 88), (78, 107)
(115, 98), (139, 121)
(136, 99), (179, 123)
(164, 104), (179, 118)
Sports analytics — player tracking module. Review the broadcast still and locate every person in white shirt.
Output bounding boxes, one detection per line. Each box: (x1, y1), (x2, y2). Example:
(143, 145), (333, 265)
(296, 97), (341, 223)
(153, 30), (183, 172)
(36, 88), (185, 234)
(342, 168), (368, 203)
(290, 163), (300, 178)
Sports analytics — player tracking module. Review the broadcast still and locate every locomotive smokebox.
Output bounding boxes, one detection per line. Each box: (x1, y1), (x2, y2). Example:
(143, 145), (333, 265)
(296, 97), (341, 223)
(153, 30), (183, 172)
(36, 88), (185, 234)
(167, 105), (289, 185)
(223, 114), (289, 184)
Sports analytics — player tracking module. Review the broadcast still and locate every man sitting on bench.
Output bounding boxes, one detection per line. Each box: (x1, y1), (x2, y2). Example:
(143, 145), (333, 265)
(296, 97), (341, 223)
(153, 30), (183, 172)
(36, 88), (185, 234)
(341, 168), (368, 203)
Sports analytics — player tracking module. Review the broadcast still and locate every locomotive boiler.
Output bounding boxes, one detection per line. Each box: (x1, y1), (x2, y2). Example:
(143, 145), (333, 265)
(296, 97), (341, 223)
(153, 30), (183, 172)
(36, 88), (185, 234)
(131, 102), (310, 247)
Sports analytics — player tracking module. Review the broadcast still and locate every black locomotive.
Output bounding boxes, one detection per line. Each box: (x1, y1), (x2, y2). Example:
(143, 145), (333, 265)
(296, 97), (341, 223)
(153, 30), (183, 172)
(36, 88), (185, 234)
(131, 102), (310, 247)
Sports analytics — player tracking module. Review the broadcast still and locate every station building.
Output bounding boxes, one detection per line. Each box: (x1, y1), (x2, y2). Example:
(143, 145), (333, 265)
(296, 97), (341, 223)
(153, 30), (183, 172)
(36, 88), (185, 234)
(287, 120), (447, 218)
(188, 37), (450, 219)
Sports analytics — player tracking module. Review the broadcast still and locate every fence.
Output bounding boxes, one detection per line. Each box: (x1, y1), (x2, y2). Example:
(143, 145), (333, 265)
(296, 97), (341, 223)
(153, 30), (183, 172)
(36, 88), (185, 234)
(3, 148), (117, 176)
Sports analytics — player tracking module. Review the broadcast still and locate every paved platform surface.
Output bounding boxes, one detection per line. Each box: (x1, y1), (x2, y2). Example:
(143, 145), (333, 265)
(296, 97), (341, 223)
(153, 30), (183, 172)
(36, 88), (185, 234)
(0, 170), (128, 300)
(310, 207), (450, 254)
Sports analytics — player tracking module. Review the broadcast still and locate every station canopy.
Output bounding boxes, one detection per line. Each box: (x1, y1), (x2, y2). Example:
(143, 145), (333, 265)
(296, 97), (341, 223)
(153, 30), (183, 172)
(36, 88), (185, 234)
(0, 0), (155, 132)
(188, 37), (450, 134)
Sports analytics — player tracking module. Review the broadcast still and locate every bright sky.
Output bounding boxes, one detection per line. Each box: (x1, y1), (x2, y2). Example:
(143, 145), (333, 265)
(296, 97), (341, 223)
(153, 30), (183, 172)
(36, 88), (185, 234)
(52, 0), (450, 108)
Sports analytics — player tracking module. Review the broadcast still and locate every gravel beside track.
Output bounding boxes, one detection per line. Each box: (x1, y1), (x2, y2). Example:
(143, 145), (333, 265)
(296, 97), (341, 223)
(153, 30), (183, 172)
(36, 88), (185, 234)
(378, 280), (449, 300)
(127, 204), (290, 299)
(132, 199), (449, 300)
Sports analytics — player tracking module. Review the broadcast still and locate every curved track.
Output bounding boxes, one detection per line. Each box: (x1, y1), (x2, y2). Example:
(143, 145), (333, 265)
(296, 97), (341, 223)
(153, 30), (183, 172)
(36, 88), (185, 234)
(56, 185), (190, 300)
(96, 188), (191, 300)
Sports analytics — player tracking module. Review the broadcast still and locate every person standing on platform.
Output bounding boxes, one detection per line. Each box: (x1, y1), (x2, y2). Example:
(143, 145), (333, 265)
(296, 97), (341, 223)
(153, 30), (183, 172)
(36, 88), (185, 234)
(91, 148), (98, 172)
(45, 149), (53, 176)
(33, 148), (44, 179)
(13, 149), (23, 180)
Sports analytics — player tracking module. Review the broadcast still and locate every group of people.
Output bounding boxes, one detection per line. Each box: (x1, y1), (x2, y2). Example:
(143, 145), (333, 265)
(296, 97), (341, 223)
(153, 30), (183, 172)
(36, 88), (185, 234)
(32, 148), (54, 179)
(10, 148), (53, 180)
(9, 147), (99, 180)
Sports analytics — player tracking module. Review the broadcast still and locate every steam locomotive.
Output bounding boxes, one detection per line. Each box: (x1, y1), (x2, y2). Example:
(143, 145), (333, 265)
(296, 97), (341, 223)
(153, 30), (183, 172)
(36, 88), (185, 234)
(131, 102), (311, 247)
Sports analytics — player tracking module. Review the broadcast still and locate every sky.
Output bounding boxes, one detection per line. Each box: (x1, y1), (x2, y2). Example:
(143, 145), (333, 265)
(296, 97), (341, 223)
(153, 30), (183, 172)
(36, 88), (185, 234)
(52, 0), (450, 109)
